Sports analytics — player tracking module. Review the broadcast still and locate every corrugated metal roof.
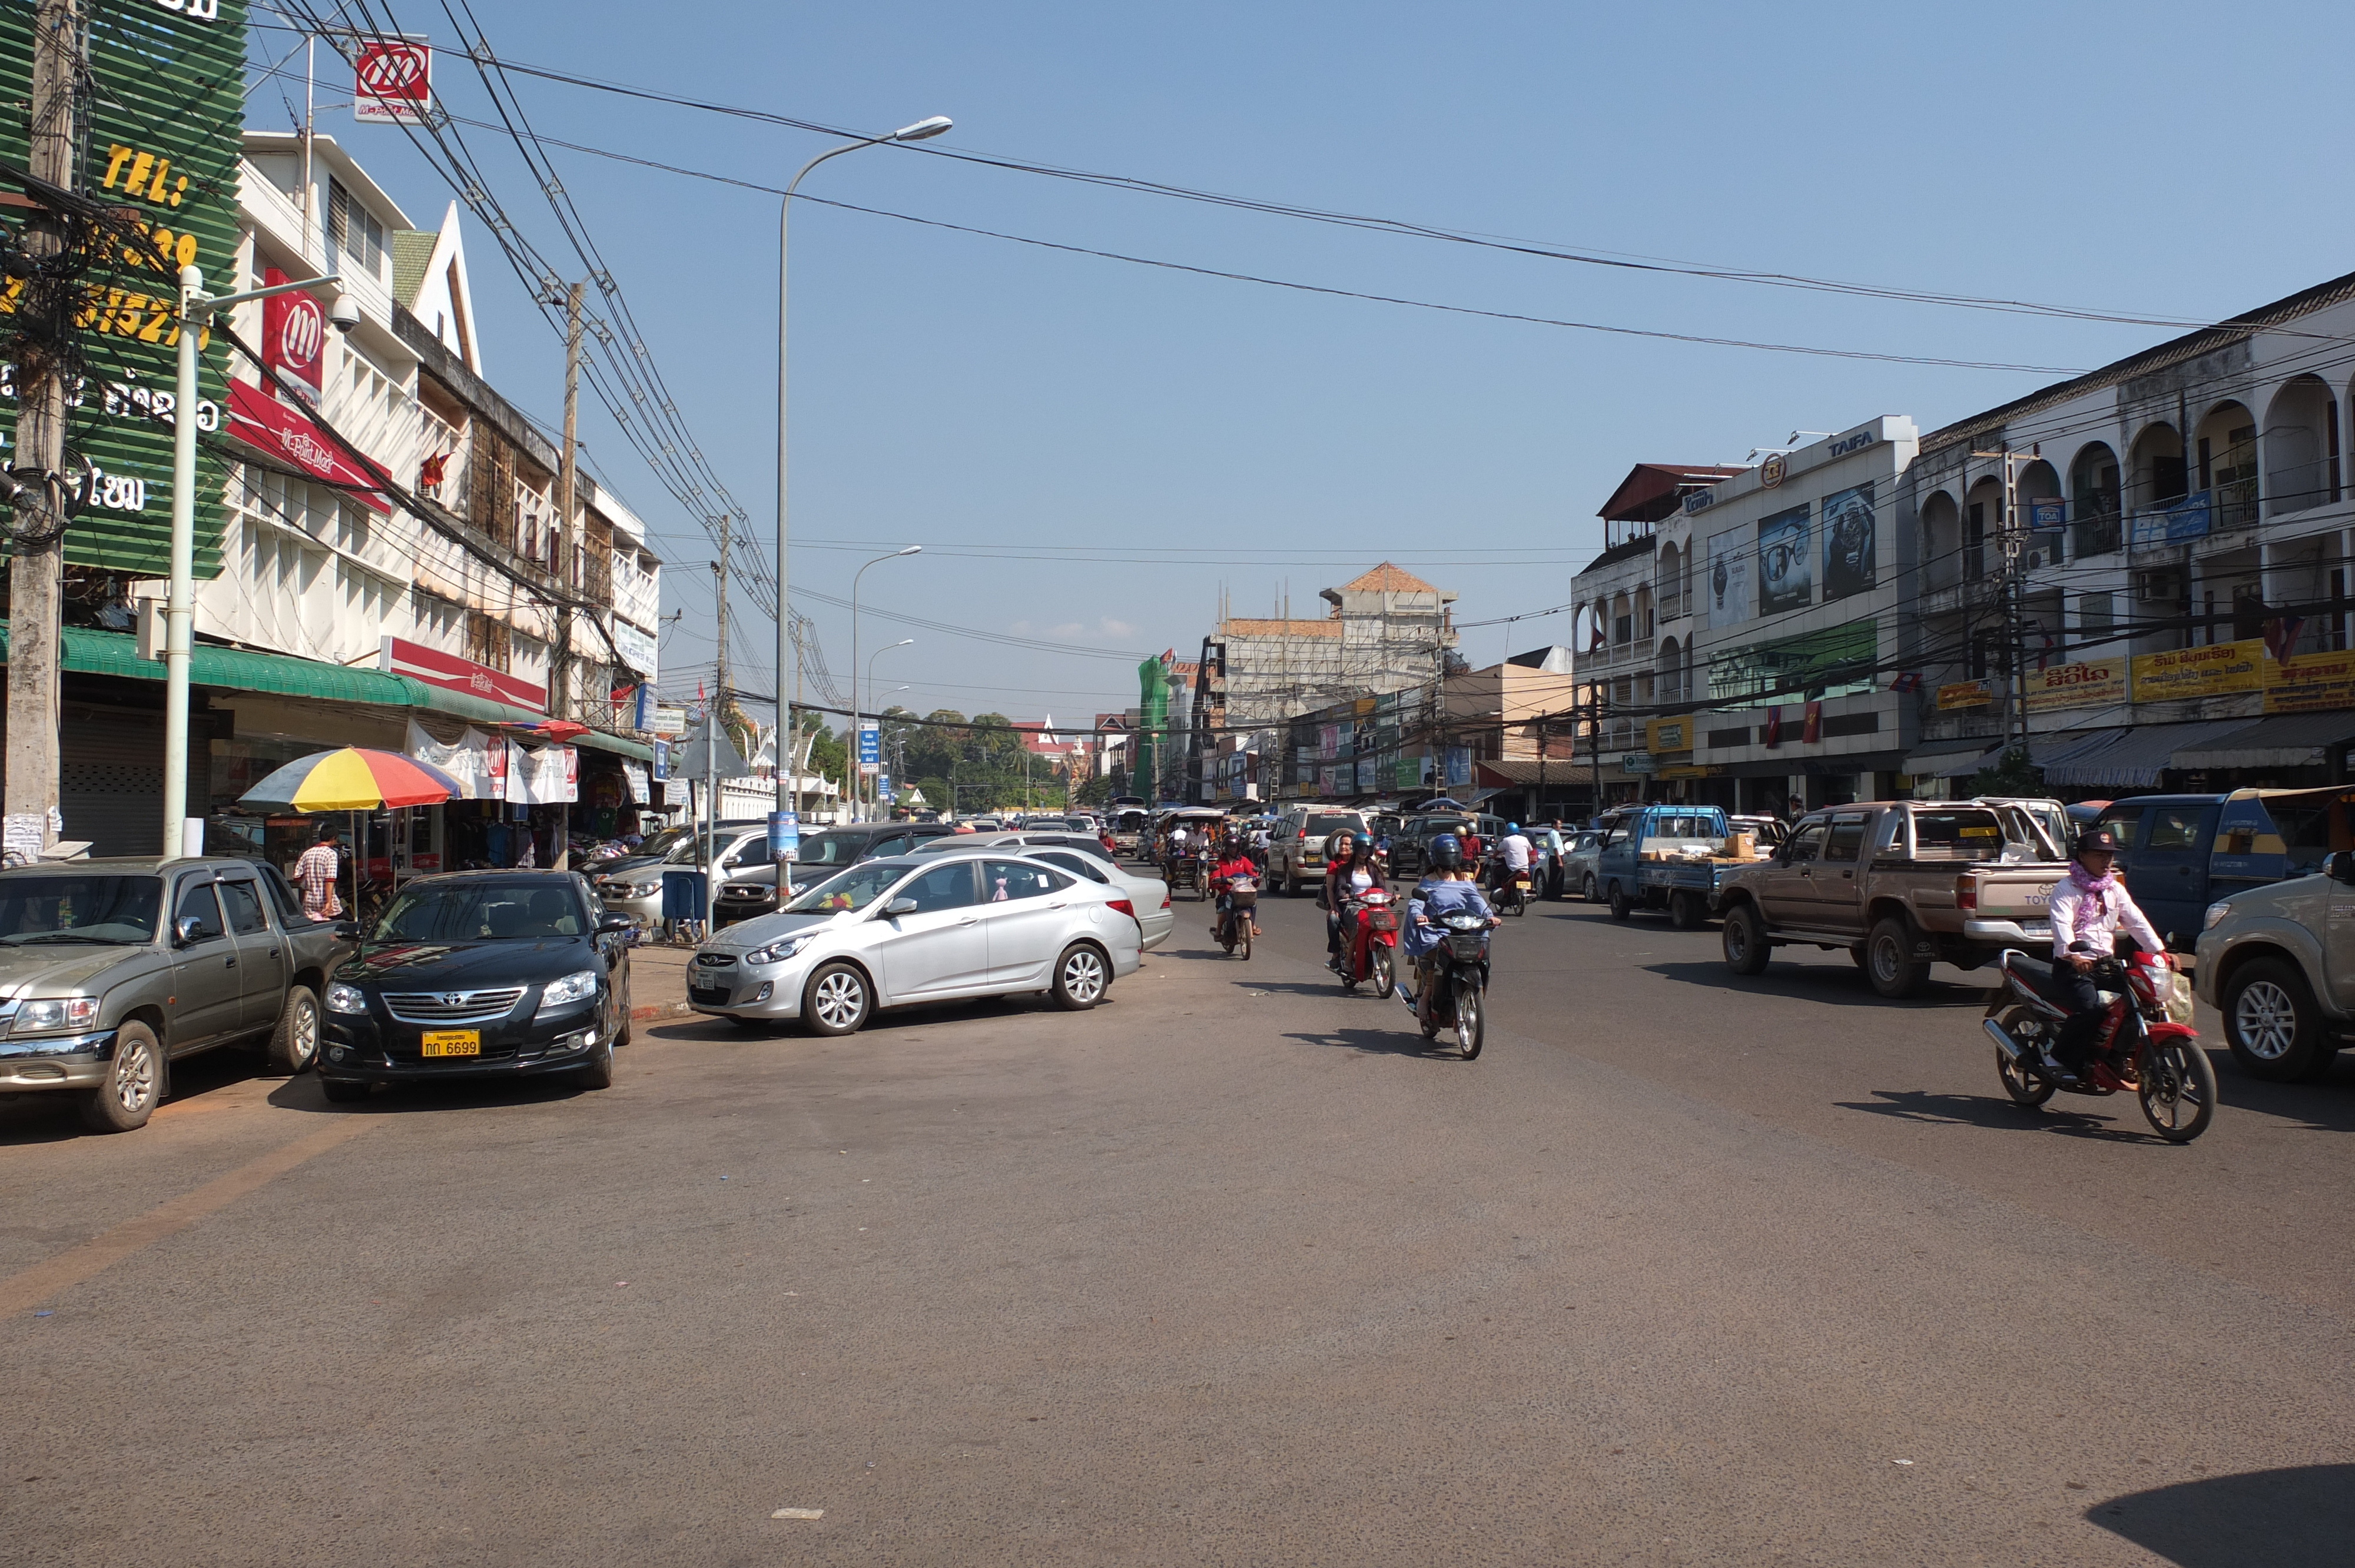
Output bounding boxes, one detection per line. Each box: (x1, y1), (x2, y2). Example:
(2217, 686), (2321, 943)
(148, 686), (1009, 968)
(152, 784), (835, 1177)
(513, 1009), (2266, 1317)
(2043, 720), (2253, 788)
(2171, 711), (2355, 770)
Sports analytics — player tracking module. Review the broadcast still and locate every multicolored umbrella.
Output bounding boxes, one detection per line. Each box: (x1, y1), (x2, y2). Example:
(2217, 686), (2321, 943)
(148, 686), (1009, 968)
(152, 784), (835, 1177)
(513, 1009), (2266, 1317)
(238, 747), (465, 812)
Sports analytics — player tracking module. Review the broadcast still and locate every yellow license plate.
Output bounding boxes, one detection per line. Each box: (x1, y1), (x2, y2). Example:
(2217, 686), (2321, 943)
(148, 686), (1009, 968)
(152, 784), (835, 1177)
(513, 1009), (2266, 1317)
(420, 1030), (481, 1057)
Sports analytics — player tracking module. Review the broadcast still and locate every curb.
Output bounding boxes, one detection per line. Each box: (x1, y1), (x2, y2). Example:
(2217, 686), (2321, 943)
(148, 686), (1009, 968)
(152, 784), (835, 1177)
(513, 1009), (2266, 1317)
(631, 1000), (695, 1022)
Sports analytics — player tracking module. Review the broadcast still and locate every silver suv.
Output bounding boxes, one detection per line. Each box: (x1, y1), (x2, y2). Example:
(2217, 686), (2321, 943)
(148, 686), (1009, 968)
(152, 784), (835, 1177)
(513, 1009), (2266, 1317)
(1267, 808), (1369, 897)
(2194, 850), (2355, 1082)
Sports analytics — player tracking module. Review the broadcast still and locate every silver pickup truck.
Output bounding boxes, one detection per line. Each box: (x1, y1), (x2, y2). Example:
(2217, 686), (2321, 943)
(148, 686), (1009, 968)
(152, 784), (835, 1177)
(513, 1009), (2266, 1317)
(0, 856), (352, 1131)
(1716, 802), (2068, 998)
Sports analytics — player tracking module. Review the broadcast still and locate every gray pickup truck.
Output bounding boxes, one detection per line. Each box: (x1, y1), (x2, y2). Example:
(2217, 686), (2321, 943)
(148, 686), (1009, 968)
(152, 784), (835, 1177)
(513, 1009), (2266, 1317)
(1716, 802), (2067, 998)
(0, 856), (351, 1131)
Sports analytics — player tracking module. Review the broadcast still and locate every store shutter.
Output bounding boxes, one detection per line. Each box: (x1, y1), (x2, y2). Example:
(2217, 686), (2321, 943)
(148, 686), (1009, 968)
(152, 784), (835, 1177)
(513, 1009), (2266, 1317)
(60, 715), (167, 856)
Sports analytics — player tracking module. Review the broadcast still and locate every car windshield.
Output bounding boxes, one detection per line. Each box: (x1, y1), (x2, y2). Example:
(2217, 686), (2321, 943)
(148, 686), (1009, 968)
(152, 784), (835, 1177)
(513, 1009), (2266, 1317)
(636, 826), (702, 858)
(0, 875), (161, 944)
(1303, 814), (1361, 836)
(785, 862), (909, 913)
(374, 881), (585, 941)
(791, 833), (868, 868)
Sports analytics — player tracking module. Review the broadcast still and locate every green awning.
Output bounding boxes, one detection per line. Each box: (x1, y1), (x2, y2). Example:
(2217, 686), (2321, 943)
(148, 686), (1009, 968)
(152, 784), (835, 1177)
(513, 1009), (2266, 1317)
(0, 620), (653, 757)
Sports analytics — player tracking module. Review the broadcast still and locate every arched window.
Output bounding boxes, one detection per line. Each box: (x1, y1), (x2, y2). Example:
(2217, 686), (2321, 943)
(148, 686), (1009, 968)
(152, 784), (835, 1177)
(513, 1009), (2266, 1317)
(2129, 422), (2186, 513)
(2069, 443), (2121, 555)
(2266, 376), (2340, 516)
(2195, 401), (2258, 527)
(1921, 490), (1961, 591)
(2017, 460), (2061, 567)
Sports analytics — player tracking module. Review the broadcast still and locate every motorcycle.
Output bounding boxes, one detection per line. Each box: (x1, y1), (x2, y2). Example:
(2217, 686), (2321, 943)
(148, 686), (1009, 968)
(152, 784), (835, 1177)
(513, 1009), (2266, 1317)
(1215, 873), (1258, 960)
(1397, 909), (1491, 1059)
(1982, 948), (2217, 1142)
(1334, 888), (1400, 996)
(1493, 858), (1531, 917)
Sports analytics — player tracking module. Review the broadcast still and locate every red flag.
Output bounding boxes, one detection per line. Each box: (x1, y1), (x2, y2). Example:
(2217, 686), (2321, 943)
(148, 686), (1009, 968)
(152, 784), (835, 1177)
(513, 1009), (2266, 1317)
(1762, 706), (1782, 749)
(1803, 700), (1823, 745)
(418, 450), (451, 489)
(1889, 672), (1922, 694)
(2263, 615), (2306, 664)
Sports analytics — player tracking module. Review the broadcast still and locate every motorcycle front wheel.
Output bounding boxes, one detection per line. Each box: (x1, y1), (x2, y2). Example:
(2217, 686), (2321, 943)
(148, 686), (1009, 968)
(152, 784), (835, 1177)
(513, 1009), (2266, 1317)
(2138, 1035), (2218, 1143)
(1371, 945), (1394, 999)
(1454, 976), (1484, 1060)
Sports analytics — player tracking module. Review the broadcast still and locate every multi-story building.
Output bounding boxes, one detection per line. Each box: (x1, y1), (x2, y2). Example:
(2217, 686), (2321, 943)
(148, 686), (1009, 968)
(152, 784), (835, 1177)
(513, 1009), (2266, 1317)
(1213, 564), (1459, 731)
(1569, 464), (1742, 806)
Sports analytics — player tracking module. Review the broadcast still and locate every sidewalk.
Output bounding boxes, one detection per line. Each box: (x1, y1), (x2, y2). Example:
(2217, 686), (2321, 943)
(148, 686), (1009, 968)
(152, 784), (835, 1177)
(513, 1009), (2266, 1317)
(629, 941), (696, 1022)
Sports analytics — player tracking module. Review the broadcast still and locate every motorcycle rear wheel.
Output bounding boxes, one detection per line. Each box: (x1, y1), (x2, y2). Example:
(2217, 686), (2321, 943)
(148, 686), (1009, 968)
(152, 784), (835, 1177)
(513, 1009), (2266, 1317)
(1994, 1006), (2057, 1107)
(1371, 945), (1394, 999)
(1454, 977), (1484, 1060)
(2138, 1035), (2218, 1143)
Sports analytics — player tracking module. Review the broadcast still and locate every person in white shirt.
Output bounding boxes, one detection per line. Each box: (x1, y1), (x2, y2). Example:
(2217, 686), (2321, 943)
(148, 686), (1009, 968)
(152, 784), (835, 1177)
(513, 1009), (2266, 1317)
(2044, 826), (2165, 1081)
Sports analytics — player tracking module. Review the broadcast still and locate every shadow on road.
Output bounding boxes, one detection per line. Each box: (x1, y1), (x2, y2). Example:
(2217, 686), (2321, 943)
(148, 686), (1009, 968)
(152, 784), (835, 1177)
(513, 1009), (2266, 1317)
(266, 1073), (591, 1116)
(1834, 1087), (2161, 1142)
(1278, 1026), (1452, 1060)
(0, 1045), (289, 1144)
(2088, 1464), (2355, 1566)
(1641, 958), (1991, 1008)
(2209, 1067), (2355, 1133)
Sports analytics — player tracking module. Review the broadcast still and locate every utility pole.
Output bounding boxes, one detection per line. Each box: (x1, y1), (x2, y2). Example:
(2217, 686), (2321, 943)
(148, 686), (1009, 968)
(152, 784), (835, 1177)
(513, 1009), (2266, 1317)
(713, 512), (732, 753)
(5, 0), (81, 857)
(1973, 443), (2031, 755)
(553, 281), (583, 725)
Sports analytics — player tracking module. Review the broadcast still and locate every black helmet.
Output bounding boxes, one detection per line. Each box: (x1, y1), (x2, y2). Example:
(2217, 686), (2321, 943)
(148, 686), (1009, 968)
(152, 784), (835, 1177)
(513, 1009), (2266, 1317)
(1429, 832), (1463, 870)
(1351, 832), (1372, 854)
(2074, 827), (2122, 858)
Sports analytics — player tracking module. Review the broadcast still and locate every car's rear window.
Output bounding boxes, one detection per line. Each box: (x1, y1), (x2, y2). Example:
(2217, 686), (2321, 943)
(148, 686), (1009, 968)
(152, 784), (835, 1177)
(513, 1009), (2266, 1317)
(1304, 815), (1363, 835)
(1912, 810), (2005, 859)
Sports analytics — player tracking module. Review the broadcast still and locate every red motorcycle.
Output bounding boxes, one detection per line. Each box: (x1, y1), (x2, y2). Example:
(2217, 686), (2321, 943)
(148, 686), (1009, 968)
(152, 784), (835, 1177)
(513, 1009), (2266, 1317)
(1337, 888), (1401, 998)
(1983, 948), (2217, 1142)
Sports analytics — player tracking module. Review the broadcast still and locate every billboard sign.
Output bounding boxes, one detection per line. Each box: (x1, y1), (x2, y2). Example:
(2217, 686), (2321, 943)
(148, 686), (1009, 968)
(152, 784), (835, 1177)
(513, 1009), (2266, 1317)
(227, 381), (392, 513)
(261, 267), (325, 406)
(857, 722), (881, 765)
(1819, 483), (1876, 603)
(379, 635), (547, 712)
(1757, 505), (1813, 614)
(1706, 523), (1753, 628)
(0, 1), (245, 579)
(353, 38), (433, 124)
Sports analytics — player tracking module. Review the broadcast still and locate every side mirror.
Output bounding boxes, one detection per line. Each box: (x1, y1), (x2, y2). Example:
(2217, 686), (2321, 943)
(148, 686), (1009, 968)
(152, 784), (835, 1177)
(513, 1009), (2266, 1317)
(2329, 851), (2355, 886)
(173, 915), (205, 946)
(882, 896), (919, 918)
(330, 919), (363, 942)
(596, 914), (634, 935)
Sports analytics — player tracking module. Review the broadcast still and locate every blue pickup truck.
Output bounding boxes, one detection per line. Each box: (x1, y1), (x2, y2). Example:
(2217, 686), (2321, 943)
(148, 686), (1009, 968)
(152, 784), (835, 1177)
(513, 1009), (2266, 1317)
(2094, 787), (2351, 947)
(1593, 804), (1734, 928)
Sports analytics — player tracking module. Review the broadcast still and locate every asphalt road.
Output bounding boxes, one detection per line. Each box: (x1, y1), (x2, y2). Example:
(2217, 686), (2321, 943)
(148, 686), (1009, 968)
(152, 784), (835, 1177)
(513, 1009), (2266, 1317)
(4, 888), (2352, 1566)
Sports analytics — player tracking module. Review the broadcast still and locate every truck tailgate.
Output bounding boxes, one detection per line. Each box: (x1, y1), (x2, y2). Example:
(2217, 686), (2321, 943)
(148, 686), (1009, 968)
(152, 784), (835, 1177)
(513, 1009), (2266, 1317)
(1968, 865), (2063, 923)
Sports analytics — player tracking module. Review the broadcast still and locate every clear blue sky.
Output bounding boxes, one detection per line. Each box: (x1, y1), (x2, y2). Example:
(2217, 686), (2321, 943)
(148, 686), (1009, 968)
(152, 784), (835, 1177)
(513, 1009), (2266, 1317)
(248, 1), (2355, 730)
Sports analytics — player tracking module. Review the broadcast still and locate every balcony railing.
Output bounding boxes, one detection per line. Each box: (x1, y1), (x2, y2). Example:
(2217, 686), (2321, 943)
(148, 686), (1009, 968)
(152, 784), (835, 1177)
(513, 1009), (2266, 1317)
(2071, 494), (2122, 558)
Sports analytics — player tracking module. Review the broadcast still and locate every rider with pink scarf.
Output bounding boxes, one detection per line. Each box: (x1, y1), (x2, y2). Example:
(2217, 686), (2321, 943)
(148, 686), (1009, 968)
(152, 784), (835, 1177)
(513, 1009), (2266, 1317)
(2044, 826), (2164, 1078)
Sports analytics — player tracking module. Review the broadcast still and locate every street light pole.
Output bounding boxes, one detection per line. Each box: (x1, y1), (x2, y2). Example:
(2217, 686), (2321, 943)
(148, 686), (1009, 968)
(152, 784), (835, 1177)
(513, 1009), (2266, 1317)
(166, 265), (340, 854)
(850, 550), (921, 822)
(864, 661), (911, 817)
(777, 115), (950, 845)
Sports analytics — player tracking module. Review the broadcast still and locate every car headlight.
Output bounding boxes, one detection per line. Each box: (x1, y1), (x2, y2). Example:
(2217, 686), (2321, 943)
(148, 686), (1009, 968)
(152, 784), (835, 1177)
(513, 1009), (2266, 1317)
(326, 982), (369, 1014)
(621, 879), (663, 899)
(14, 996), (99, 1033)
(2202, 901), (2231, 932)
(536, 969), (601, 1015)
(744, 933), (815, 966)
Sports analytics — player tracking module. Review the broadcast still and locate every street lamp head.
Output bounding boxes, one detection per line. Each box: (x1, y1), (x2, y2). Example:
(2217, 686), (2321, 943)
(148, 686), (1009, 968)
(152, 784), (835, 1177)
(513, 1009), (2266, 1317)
(890, 116), (954, 142)
(894, 545), (923, 557)
(890, 638), (915, 650)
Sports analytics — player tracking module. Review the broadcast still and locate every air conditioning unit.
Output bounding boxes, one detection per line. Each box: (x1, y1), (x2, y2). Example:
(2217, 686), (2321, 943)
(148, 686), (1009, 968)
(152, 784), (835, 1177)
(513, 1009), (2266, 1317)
(2134, 568), (2184, 603)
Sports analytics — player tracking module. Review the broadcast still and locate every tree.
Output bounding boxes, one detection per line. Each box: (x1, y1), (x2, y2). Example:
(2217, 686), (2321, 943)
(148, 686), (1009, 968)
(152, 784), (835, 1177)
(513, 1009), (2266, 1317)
(1969, 745), (2041, 799)
(1076, 774), (1114, 807)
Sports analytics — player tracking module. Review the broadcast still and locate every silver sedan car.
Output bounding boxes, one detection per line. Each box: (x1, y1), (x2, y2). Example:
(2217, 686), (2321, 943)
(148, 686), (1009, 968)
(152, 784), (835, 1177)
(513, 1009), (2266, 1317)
(687, 850), (1142, 1037)
(910, 832), (1173, 952)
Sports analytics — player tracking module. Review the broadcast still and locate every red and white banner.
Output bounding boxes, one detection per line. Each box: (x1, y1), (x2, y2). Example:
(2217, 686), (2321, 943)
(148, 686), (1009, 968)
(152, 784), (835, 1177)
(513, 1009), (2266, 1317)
(261, 267), (324, 406)
(506, 742), (578, 805)
(354, 39), (433, 125)
(226, 380), (392, 514)
(380, 635), (547, 713)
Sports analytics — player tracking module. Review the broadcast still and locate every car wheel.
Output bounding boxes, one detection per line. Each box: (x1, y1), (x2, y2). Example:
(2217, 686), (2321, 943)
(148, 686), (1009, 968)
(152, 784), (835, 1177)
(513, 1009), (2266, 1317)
(1582, 875), (1599, 903)
(2223, 958), (2329, 1081)
(320, 1076), (372, 1104)
(1722, 904), (1770, 976)
(1668, 890), (1704, 931)
(802, 962), (872, 1037)
(1051, 943), (1110, 1010)
(79, 1020), (162, 1132)
(1865, 916), (1929, 999)
(613, 974), (632, 1048)
(1607, 883), (1632, 922)
(573, 1034), (616, 1089)
(263, 984), (321, 1075)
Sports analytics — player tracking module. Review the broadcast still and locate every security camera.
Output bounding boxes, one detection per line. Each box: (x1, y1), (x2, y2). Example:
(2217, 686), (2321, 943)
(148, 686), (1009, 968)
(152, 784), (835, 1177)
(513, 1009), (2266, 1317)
(328, 294), (360, 334)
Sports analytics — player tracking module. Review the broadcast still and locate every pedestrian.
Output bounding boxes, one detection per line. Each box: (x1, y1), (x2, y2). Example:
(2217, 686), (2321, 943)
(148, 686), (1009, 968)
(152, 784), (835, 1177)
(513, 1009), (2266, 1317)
(294, 823), (344, 923)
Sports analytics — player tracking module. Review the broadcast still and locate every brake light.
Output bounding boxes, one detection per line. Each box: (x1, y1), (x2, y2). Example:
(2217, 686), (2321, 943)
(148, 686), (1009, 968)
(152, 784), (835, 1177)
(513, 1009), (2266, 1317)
(1107, 898), (1135, 918)
(1956, 875), (1977, 912)
(1160, 893), (1171, 909)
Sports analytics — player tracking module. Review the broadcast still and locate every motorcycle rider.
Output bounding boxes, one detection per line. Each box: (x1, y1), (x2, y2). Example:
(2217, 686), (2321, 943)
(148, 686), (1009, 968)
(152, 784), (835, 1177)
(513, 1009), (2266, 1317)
(2044, 826), (2166, 1084)
(1494, 822), (1534, 898)
(1209, 832), (1262, 941)
(1402, 833), (1500, 1011)
(1322, 831), (1387, 972)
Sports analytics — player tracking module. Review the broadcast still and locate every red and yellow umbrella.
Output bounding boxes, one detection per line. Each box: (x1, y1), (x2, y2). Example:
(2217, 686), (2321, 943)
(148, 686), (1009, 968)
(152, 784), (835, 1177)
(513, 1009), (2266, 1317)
(238, 747), (465, 812)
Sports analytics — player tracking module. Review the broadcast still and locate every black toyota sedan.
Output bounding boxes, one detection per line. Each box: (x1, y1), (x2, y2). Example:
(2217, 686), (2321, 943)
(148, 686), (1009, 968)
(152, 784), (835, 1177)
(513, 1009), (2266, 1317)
(317, 872), (633, 1101)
